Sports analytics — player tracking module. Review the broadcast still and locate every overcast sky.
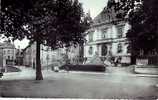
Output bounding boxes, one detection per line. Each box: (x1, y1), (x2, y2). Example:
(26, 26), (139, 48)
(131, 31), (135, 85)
(13, 0), (108, 49)
(80, 0), (108, 18)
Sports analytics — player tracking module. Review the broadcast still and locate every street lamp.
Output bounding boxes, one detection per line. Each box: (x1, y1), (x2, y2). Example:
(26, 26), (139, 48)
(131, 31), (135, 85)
(2, 47), (3, 68)
(1, 47), (5, 72)
(2, 48), (4, 69)
(46, 47), (50, 70)
(0, 47), (3, 77)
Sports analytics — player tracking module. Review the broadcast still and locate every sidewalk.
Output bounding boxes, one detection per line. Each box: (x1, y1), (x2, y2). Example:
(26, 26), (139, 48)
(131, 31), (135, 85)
(6, 66), (158, 78)
(14, 66), (158, 78)
(134, 73), (158, 78)
(64, 66), (158, 77)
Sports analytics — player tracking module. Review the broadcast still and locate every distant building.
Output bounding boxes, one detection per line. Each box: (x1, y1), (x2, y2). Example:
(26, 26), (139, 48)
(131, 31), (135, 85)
(84, 6), (131, 64)
(22, 42), (82, 69)
(15, 47), (24, 66)
(0, 41), (16, 71)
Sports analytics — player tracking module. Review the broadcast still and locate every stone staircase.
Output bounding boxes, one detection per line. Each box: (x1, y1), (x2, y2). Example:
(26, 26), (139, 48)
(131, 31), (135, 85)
(85, 54), (104, 65)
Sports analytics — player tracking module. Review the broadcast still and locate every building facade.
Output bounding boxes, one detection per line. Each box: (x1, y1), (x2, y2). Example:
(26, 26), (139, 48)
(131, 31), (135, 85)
(15, 47), (24, 66)
(22, 42), (82, 69)
(84, 7), (131, 64)
(0, 41), (16, 71)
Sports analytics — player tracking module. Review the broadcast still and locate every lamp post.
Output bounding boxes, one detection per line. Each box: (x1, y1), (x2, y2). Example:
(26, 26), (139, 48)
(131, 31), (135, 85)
(2, 47), (5, 72)
(13, 47), (14, 67)
(0, 47), (4, 76)
(46, 54), (49, 70)
(2, 47), (3, 68)
(46, 47), (50, 70)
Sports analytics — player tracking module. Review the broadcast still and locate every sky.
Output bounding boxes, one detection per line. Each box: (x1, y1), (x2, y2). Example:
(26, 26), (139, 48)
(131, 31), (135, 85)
(12, 0), (108, 49)
(79, 0), (108, 19)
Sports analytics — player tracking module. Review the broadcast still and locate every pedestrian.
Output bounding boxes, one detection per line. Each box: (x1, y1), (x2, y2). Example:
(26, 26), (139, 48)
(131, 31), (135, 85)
(65, 59), (70, 72)
(65, 65), (69, 72)
(114, 57), (118, 67)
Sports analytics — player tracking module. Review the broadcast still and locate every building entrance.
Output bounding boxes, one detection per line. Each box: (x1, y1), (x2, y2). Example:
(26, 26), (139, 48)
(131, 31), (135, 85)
(101, 44), (108, 56)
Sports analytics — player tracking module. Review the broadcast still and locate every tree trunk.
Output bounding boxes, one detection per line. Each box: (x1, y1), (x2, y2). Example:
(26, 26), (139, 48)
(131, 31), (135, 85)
(131, 55), (136, 65)
(36, 40), (43, 80)
(131, 48), (137, 65)
(79, 43), (84, 63)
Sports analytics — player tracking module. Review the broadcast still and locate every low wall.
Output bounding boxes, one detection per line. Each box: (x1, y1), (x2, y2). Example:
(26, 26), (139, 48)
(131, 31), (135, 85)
(137, 55), (158, 65)
(134, 65), (158, 75)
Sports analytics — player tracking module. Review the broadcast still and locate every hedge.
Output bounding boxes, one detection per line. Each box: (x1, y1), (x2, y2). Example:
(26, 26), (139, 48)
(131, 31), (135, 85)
(60, 64), (106, 72)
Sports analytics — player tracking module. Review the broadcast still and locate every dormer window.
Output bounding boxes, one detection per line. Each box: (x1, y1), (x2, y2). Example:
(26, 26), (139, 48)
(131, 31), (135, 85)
(101, 28), (108, 39)
(117, 25), (123, 38)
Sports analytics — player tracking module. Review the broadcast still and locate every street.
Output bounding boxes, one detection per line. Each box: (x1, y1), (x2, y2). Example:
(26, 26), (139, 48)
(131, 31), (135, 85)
(0, 66), (158, 99)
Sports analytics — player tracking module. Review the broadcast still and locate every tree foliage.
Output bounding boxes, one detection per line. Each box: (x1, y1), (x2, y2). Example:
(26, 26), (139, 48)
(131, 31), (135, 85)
(1, 0), (90, 48)
(107, 0), (158, 55)
(1, 0), (90, 80)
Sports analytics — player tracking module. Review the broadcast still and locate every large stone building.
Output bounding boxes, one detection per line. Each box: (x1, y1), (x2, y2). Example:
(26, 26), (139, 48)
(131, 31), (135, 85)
(84, 7), (131, 64)
(23, 42), (57, 69)
(0, 41), (16, 71)
(22, 42), (82, 69)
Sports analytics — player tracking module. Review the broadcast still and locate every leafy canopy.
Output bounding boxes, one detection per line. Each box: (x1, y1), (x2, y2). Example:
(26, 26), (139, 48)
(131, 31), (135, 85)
(1, 0), (90, 48)
(107, 0), (158, 54)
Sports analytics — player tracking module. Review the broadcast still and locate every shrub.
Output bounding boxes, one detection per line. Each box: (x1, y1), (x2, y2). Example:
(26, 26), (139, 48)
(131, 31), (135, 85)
(60, 64), (106, 72)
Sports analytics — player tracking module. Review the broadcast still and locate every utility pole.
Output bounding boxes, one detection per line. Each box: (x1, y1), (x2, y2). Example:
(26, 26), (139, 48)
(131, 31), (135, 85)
(2, 48), (3, 68)
(46, 47), (49, 71)
(2, 47), (5, 72)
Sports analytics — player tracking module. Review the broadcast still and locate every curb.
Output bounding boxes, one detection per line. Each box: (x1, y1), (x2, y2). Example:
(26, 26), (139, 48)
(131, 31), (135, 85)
(70, 71), (106, 75)
(134, 73), (158, 77)
(70, 71), (158, 78)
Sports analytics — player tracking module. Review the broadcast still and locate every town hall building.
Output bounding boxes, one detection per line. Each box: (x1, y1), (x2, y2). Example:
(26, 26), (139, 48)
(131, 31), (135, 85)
(84, 7), (131, 64)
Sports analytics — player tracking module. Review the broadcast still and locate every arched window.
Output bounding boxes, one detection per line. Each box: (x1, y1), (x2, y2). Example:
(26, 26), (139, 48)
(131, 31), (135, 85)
(101, 44), (108, 56)
(117, 43), (122, 53)
(8, 56), (10, 60)
(88, 46), (93, 55)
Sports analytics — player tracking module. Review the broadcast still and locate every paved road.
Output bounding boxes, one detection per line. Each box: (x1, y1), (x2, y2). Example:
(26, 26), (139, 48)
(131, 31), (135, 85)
(0, 66), (158, 99)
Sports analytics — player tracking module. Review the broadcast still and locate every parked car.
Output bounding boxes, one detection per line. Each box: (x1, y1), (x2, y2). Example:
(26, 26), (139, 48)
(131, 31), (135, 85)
(51, 61), (61, 72)
(0, 68), (5, 78)
(54, 66), (59, 72)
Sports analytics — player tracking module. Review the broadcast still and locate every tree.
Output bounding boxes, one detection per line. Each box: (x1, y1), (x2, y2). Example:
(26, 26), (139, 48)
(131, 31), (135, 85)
(107, 0), (158, 64)
(1, 0), (89, 80)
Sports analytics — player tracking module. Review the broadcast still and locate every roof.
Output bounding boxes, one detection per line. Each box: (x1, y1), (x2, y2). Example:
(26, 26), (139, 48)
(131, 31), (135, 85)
(0, 42), (15, 49)
(92, 6), (123, 26)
